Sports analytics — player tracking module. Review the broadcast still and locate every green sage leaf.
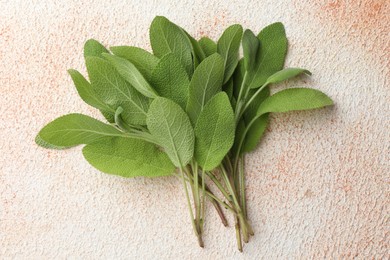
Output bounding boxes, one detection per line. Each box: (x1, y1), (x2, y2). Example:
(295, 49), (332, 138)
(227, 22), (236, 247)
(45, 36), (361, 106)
(194, 92), (235, 171)
(147, 97), (194, 167)
(242, 88), (333, 153)
(35, 134), (67, 150)
(199, 37), (217, 57)
(265, 68), (311, 85)
(86, 56), (150, 125)
(241, 114), (269, 153)
(257, 88), (333, 115)
(232, 59), (245, 99)
(149, 16), (194, 76)
(217, 24), (243, 84)
(150, 53), (189, 109)
(231, 119), (246, 156)
(102, 53), (158, 98)
(247, 22), (288, 89)
(223, 78), (234, 101)
(37, 114), (123, 148)
(110, 46), (159, 81)
(184, 31), (206, 66)
(68, 69), (115, 120)
(241, 87), (270, 153)
(82, 137), (175, 178)
(242, 29), (260, 71)
(186, 53), (224, 125)
(84, 39), (109, 59)
(244, 87), (270, 124)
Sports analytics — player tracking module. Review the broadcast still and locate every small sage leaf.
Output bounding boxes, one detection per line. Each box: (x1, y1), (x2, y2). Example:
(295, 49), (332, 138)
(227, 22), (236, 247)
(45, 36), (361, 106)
(242, 29), (260, 71)
(265, 68), (311, 85)
(241, 114), (269, 153)
(223, 79), (234, 101)
(217, 24), (243, 84)
(241, 88), (333, 153)
(199, 37), (217, 57)
(183, 30), (206, 66)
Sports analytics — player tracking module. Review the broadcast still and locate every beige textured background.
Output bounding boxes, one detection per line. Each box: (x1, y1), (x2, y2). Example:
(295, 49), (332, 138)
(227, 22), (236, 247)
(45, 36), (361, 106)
(1, 0), (389, 259)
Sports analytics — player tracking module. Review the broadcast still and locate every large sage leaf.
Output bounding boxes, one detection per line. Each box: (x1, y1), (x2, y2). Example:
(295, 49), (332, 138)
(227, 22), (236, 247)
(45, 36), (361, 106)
(86, 56), (150, 125)
(147, 97), (194, 167)
(102, 53), (158, 98)
(194, 92), (235, 171)
(217, 24), (243, 84)
(110, 46), (159, 81)
(149, 16), (194, 76)
(37, 114), (123, 148)
(186, 53), (224, 125)
(150, 53), (189, 109)
(83, 137), (175, 178)
(247, 22), (288, 89)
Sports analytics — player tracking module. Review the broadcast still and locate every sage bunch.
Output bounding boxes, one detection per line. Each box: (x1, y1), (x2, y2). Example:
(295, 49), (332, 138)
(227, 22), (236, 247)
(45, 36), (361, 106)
(36, 16), (333, 251)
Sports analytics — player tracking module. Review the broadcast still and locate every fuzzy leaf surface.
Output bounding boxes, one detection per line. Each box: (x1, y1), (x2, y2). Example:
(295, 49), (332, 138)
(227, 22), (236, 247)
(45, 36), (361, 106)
(68, 69), (115, 118)
(103, 53), (158, 98)
(37, 114), (123, 148)
(84, 39), (109, 58)
(194, 92), (235, 170)
(199, 37), (217, 57)
(147, 97), (194, 167)
(186, 53), (224, 125)
(150, 16), (194, 76)
(247, 22), (288, 89)
(83, 137), (175, 178)
(86, 56), (150, 125)
(151, 53), (189, 109)
(110, 46), (159, 81)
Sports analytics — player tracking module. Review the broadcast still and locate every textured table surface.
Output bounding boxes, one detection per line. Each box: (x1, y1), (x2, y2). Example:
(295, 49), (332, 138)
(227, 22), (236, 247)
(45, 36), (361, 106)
(1, 0), (389, 259)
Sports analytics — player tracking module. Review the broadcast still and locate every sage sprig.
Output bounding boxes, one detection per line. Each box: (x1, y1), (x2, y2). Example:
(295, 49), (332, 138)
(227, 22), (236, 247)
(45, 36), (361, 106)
(36, 16), (333, 251)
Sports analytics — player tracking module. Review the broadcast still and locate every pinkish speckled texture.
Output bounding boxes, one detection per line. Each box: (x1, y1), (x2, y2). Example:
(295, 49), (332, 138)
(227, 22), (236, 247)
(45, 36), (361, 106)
(1, 0), (389, 259)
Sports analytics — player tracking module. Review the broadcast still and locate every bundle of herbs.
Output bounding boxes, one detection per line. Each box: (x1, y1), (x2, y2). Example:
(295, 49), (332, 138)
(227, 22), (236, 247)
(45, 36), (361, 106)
(36, 16), (333, 251)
